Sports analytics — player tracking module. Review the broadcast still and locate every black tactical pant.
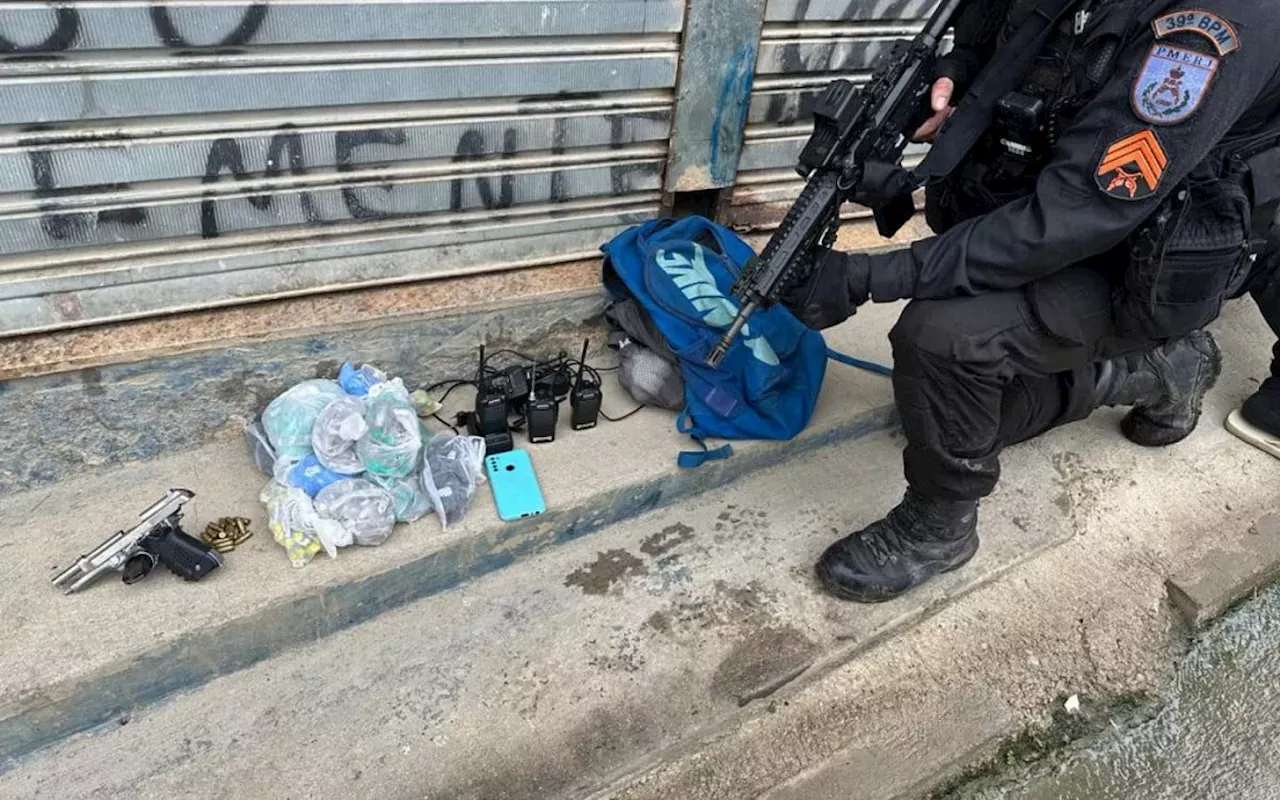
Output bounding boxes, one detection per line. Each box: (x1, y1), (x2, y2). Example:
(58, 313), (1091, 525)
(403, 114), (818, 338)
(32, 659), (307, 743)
(890, 265), (1155, 501)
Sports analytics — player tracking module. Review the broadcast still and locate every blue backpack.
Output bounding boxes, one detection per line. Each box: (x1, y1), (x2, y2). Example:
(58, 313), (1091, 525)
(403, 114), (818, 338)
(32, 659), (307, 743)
(602, 215), (889, 467)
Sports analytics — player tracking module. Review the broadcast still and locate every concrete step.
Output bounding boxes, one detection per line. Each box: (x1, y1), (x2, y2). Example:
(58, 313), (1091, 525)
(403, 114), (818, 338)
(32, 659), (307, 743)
(0, 396), (1076, 799)
(0, 303), (904, 766)
(3, 296), (1277, 799)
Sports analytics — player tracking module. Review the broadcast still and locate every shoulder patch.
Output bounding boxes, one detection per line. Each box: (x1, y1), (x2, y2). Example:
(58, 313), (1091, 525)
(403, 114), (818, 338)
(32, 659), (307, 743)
(1152, 10), (1239, 56)
(1132, 44), (1219, 125)
(1096, 130), (1168, 201)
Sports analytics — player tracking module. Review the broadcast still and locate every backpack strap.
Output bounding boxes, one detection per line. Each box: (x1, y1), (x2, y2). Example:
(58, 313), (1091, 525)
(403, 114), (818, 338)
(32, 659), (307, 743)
(673, 350), (887, 469)
(827, 347), (894, 377)
(676, 410), (734, 468)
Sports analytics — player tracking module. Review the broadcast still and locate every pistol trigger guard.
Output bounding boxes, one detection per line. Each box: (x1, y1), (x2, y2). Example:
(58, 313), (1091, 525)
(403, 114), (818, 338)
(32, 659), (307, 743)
(121, 552), (158, 585)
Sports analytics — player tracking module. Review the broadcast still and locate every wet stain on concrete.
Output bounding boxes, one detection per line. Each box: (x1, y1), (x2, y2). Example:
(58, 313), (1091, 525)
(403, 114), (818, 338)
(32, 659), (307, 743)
(711, 625), (819, 707)
(710, 505), (772, 543)
(645, 580), (778, 634)
(564, 549), (648, 596)
(640, 522), (695, 557)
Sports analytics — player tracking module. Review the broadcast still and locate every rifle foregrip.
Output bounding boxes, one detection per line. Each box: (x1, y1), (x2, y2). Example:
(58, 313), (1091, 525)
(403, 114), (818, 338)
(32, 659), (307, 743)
(151, 526), (222, 582)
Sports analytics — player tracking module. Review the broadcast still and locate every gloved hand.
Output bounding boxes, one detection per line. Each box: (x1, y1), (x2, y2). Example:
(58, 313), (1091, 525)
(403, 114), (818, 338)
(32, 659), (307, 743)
(780, 246), (872, 330)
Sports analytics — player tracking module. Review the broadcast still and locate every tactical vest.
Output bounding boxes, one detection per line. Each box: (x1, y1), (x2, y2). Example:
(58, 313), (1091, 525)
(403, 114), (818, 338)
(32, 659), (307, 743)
(928, 0), (1275, 342)
(928, 0), (1144, 218)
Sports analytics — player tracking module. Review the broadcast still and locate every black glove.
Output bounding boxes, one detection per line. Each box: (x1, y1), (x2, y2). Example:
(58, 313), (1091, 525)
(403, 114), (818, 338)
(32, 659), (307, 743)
(780, 246), (872, 330)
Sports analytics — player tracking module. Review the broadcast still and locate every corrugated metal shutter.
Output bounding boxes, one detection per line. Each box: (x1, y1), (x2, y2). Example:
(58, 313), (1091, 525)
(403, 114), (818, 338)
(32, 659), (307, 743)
(0, 1), (684, 335)
(728, 0), (938, 232)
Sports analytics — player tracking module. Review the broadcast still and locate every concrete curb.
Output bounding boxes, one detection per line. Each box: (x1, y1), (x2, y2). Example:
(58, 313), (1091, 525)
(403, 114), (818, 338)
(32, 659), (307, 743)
(1165, 513), (1280, 630)
(0, 404), (898, 769)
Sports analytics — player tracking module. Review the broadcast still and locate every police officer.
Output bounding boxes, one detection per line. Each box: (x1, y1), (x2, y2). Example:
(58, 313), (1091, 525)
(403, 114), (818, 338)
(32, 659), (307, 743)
(782, 0), (1280, 603)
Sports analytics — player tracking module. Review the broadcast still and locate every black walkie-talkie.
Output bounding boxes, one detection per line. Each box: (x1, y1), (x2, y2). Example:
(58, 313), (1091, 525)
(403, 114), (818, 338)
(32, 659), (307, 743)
(570, 338), (602, 430)
(527, 360), (559, 444)
(471, 344), (513, 453)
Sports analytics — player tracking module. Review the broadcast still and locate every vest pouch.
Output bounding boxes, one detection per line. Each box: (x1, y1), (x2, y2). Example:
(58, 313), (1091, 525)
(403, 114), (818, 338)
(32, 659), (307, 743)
(1116, 178), (1251, 341)
(1245, 145), (1280, 272)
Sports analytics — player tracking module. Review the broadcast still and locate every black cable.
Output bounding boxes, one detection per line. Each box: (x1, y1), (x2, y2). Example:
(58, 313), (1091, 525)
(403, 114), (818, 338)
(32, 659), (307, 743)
(600, 404), (645, 423)
(435, 381), (474, 405)
(425, 378), (474, 394)
(481, 348), (563, 368)
(430, 412), (460, 434)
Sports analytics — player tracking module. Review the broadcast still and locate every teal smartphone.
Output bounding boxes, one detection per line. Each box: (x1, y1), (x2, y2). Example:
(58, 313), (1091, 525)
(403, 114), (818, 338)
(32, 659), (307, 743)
(485, 449), (546, 521)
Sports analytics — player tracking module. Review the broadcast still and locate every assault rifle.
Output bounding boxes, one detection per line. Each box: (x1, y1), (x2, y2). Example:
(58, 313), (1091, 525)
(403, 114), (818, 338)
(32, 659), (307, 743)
(705, 0), (965, 367)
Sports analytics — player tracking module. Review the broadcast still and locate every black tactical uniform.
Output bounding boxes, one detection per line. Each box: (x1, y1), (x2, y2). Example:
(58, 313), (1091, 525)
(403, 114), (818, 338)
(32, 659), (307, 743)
(785, 0), (1280, 602)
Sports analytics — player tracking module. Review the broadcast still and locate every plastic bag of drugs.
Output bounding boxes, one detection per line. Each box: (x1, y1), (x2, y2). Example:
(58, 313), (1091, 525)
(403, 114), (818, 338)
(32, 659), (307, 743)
(357, 380), (422, 478)
(371, 473), (433, 524)
(314, 478), (397, 546)
(261, 379), (346, 461)
(312, 396), (368, 474)
(420, 433), (487, 529)
(261, 481), (351, 567)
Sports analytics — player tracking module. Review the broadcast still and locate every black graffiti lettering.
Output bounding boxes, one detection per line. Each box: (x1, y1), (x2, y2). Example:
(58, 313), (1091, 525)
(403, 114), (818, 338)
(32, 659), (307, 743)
(264, 128), (318, 223)
(335, 129), (408, 219)
(97, 207), (148, 227)
(201, 127), (317, 238)
(548, 117), (568, 203)
(29, 150), (142, 241)
(842, 0), (924, 19)
(150, 1), (268, 48)
(201, 138), (258, 239)
(37, 201), (89, 241)
(0, 3), (80, 54)
(763, 0), (812, 123)
(607, 117), (646, 196)
(31, 149), (89, 239)
(449, 129), (519, 212)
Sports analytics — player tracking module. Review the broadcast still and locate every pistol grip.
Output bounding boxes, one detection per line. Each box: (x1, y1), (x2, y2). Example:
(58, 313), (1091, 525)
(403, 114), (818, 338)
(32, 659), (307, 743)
(150, 526), (222, 582)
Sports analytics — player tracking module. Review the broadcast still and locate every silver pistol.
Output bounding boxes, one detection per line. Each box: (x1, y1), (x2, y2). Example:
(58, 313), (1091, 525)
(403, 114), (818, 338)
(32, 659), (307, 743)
(52, 488), (221, 594)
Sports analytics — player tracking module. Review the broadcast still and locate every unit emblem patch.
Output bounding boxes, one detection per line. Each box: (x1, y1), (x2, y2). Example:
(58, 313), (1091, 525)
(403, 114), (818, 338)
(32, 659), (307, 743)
(1152, 10), (1240, 56)
(1133, 44), (1218, 125)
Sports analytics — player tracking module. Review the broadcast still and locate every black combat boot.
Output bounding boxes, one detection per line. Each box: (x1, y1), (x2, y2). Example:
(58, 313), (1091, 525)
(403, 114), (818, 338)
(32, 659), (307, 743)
(816, 489), (979, 603)
(1094, 330), (1222, 447)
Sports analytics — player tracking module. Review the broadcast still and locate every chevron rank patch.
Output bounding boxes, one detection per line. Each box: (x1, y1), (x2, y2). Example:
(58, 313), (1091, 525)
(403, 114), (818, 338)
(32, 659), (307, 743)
(1096, 130), (1168, 200)
(1152, 10), (1240, 56)
(1133, 44), (1218, 125)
